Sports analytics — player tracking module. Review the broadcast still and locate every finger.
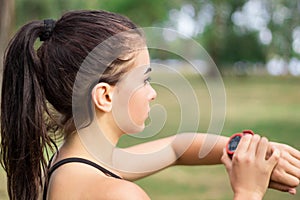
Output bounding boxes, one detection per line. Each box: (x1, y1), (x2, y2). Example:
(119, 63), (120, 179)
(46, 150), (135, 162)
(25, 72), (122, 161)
(273, 170), (300, 188)
(269, 181), (295, 193)
(271, 142), (300, 160)
(287, 145), (300, 160)
(235, 134), (252, 154)
(221, 148), (232, 171)
(283, 163), (300, 182)
(289, 188), (297, 195)
(247, 134), (261, 156)
(281, 151), (300, 177)
(256, 137), (269, 160)
(267, 147), (280, 168)
(287, 154), (300, 171)
(273, 149), (300, 185)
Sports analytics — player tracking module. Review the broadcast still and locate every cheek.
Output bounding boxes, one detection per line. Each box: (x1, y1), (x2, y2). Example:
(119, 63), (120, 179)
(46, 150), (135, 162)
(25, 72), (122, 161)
(112, 83), (148, 134)
(128, 89), (148, 123)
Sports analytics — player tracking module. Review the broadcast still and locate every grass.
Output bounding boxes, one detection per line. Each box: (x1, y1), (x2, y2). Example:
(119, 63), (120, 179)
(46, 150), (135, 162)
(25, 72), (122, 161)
(123, 74), (300, 200)
(1, 74), (300, 199)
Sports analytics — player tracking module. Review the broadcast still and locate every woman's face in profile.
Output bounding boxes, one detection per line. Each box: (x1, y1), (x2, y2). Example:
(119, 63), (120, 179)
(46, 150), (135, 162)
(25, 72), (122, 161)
(112, 49), (157, 134)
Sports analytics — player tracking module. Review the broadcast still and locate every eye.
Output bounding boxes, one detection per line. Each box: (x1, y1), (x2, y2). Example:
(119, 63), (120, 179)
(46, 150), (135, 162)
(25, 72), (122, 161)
(144, 77), (151, 84)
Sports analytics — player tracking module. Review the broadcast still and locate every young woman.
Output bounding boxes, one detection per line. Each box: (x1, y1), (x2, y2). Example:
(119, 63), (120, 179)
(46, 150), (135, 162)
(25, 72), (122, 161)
(1, 10), (300, 200)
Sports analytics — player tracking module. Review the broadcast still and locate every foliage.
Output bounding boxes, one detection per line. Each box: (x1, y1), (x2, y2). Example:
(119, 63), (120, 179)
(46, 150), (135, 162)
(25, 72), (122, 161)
(15, 0), (181, 27)
(14, 0), (300, 68)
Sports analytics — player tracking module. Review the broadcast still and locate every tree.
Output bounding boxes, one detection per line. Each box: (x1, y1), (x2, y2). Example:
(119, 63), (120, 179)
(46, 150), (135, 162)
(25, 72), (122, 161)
(12, 0), (300, 68)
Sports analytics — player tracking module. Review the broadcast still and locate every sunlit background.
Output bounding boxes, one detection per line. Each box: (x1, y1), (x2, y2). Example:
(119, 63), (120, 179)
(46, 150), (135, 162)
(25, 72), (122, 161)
(2, 0), (300, 75)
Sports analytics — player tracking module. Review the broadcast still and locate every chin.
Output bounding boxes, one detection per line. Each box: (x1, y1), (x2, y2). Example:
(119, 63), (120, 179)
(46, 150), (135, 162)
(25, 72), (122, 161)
(132, 123), (145, 133)
(122, 123), (145, 134)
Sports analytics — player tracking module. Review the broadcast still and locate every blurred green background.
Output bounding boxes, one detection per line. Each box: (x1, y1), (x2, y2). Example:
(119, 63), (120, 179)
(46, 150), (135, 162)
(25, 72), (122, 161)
(0, 0), (300, 199)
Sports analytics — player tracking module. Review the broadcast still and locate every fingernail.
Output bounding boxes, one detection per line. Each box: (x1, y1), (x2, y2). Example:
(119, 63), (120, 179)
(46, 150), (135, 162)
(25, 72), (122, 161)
(244, 134), (252, 139)
(288, 188), (296, 195)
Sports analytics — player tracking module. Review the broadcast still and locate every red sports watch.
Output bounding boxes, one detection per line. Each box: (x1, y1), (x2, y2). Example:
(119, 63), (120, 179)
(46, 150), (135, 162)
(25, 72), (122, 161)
(226, 130), (254, 158)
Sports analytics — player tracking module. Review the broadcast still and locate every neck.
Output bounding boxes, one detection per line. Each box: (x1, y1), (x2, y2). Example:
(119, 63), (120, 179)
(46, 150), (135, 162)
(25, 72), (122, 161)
(57, 130), (124, 179)
(57, 111), (124, 170)
(73, 116), (120, 164)
(57, 116), (123, 174)
(95, 111), (124, 145)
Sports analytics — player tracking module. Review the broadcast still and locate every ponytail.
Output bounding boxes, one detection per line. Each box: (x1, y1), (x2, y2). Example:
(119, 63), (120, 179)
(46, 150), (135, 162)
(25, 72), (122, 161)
(1, 10), (145, 199)
(1, 21), (56, 200)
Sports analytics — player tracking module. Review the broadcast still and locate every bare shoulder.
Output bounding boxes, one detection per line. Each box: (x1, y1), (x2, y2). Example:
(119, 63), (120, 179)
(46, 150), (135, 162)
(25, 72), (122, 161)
(47, 161), (150, 200)
(106, 179), (151, 200)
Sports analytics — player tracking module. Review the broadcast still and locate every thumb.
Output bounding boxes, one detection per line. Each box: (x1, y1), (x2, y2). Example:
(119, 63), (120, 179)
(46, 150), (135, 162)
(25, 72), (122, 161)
(221, 148), (232, 171)
(267, 147), (280, 168)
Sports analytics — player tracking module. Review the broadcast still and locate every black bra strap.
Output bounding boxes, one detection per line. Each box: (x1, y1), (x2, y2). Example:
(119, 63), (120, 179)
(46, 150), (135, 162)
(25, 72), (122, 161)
(43, 157), (121, 200)
(48, 157), (122, 179)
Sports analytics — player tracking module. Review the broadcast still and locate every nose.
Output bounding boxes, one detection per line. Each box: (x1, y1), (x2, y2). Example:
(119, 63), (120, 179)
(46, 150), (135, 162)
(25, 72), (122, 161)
(148, 85), (157, 101)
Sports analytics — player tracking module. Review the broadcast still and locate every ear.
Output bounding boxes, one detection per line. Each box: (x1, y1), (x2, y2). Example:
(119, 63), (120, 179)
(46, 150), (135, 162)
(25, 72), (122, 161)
(91, 83), (114, 112)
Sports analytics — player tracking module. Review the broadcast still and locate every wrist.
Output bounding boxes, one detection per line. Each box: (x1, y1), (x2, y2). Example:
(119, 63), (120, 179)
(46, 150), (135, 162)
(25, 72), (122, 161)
(233, 191), (264, 200)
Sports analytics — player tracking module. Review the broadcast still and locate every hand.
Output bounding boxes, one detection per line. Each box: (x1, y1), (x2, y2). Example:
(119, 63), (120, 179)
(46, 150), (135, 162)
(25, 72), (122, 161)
(221, 134), (280, 200)
(268, 142), (300, 194)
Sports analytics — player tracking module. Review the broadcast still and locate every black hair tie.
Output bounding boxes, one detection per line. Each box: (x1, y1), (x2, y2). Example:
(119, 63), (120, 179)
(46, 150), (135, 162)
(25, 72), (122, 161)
(40, 19), (56, 41)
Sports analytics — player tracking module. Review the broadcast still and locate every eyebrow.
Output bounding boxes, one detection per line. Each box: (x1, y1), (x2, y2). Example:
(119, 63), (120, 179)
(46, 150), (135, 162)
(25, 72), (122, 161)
(144, 67), (152, 74)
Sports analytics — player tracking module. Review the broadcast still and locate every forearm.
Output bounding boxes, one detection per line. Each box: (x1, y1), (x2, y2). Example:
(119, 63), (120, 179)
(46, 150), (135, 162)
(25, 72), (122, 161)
(173, 133), (229, 165)
(120, 133), (229, 180)
(123, 133), (229, 166)
(123, 133), (229, 165)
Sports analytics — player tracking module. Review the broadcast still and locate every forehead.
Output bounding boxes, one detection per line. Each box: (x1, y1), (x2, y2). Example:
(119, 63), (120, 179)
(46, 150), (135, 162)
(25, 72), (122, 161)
(115, 49), (151, 90)
(112, 48), (150, 85)
(134, 49), (150, 70)
(117, 48), (150, 84)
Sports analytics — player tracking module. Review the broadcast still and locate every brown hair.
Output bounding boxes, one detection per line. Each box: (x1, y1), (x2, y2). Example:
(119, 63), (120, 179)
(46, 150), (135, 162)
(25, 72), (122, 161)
(0, 10), (143, 200)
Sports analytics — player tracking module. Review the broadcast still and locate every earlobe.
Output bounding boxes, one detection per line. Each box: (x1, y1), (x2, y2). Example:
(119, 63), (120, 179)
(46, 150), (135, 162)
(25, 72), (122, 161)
(91, 83), (114, 112)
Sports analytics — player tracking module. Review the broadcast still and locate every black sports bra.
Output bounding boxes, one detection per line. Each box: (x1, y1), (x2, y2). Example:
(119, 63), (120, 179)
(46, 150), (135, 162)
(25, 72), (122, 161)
(43, 157), (122, 200)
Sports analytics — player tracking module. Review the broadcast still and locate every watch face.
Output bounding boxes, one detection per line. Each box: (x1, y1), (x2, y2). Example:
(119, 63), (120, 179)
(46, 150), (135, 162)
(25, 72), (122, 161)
(228, 135), (242, 152)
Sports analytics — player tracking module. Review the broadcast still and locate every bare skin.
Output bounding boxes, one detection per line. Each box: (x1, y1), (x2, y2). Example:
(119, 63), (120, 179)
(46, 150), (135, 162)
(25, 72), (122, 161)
(46, 49), (300, 199)
(222, 135), (280, 200)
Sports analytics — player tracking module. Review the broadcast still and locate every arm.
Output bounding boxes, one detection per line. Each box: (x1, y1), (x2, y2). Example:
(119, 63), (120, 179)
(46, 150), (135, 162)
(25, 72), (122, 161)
(116, 133), (226, 180)
(122, 133), (228, 166)
(173, 134), (300, 192)
(172, 133), (227, 165)
(222, 134), (280, 200)
(119, 132), (300, 193)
